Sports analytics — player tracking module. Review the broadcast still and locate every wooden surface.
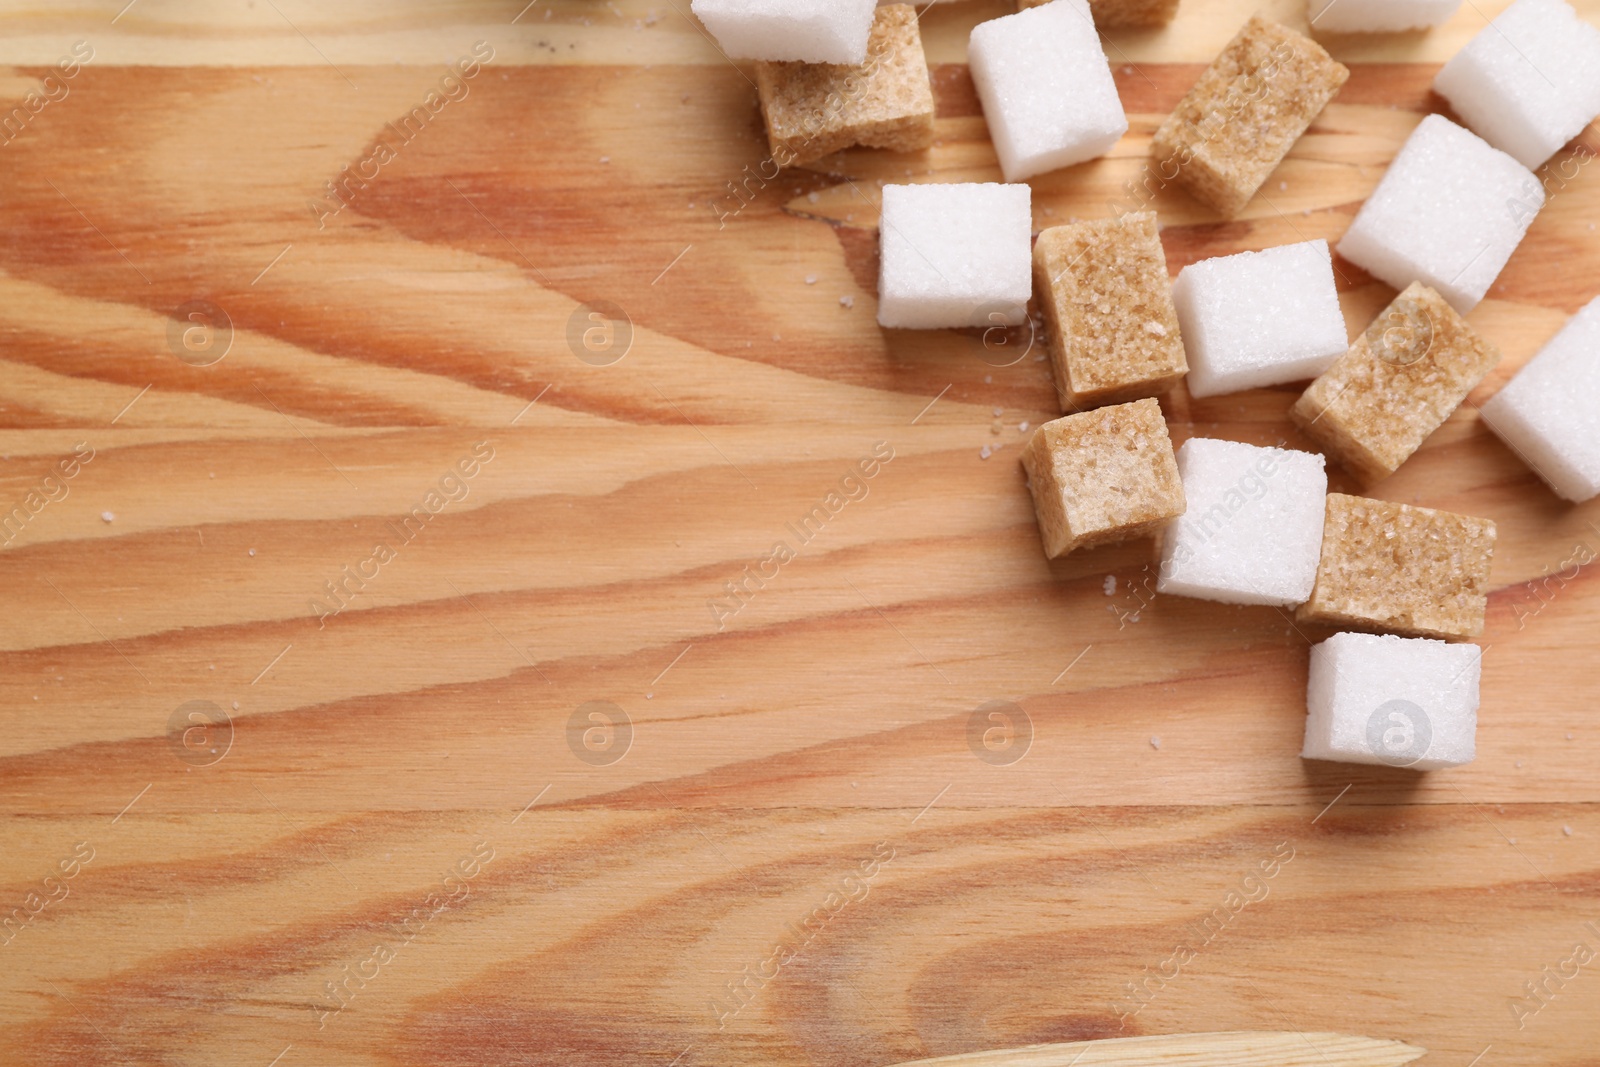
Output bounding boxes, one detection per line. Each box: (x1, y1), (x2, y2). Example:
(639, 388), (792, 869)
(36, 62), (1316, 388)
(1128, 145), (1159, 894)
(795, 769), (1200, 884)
(2, 1), (1599, 1065)
(884, 1031), (1426, 1067)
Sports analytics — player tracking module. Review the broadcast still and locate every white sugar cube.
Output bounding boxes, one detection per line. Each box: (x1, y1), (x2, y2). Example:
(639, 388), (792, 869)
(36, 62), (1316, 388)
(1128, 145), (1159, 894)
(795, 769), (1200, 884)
(967, 0), (1129, 182)
(1171, 240), (1347, 399)
(690, 0), (878, 64)
(1302, 632), (1481, 770)
(1433, 0), (1600, 170)
(1156, 439), (1328, 606)
(876, 182), (1032, 329)
(1307, 0), (1462, 32)
(1337, 115), (1543, 313)
(1481, 295), (1600, 501)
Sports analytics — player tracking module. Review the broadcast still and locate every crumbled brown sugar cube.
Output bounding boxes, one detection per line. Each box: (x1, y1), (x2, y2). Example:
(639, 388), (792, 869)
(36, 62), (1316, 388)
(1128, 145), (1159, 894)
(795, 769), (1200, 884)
(755, 4), (935, 168)
(1296, 493), (1497, 639)
(1033, 211), (1188, 412)
(1292, 283), (1501, 484)
(1021, 398), (1186, 559)
(1151, 16), (1348, 217)
(1019, 0), (1181, 29)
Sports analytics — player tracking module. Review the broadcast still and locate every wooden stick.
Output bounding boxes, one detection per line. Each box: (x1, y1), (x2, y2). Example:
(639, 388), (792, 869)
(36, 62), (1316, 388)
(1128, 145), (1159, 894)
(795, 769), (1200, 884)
(883, 1032), (1427, 1067)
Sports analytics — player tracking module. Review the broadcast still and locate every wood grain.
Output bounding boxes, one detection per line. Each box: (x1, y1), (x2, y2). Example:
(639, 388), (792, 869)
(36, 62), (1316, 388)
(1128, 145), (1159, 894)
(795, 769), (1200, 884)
(2, 1), (1598, 1066)
(884, 1032), (1426, 1067)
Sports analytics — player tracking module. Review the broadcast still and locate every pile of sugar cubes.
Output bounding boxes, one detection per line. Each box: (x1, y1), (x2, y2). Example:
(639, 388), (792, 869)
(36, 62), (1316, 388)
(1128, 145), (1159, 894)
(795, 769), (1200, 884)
(688, 0), (1600, 771)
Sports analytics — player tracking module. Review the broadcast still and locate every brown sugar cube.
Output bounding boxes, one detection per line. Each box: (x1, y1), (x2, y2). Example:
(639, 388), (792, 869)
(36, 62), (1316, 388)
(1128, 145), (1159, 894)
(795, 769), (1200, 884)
(1151, 16), (1348, 217)
(1019, 0), (1181, 29)
(754, 5), (934, 168)
(1292, 283), (1501, 485)
(1020, 398), (1186, 559)
(1033, 211), (1187, 413)
(1296, 493), (1497, 640)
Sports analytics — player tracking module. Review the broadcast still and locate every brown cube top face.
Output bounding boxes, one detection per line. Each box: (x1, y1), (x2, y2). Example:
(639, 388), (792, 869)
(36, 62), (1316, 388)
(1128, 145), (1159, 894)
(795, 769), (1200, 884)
(1151, 16), (1348, 216)
(1297, 493), (1497, 639)
(1033, 212), (1187, 412)
(1021, 397), (1186, 559)
(755, 4), (935, 167)
(1019, 0), (1181, 28)
(1293, 283), (1501, 484)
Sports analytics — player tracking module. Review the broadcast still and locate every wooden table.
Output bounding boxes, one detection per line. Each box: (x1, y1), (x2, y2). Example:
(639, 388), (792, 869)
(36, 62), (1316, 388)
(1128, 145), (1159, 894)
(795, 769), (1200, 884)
(2, 1), (1597, 1064)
